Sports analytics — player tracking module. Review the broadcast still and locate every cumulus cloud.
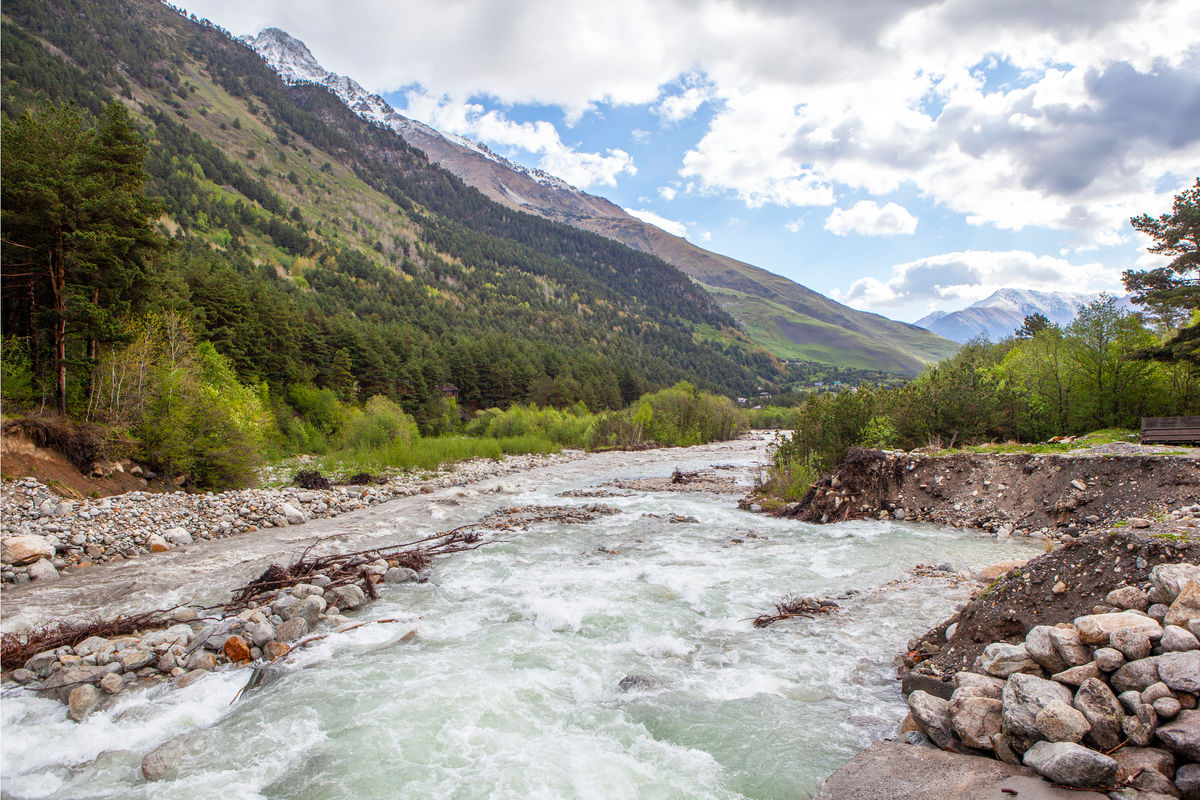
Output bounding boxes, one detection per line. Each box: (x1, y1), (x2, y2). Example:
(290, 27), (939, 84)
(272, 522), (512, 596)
(824, 201), (918, 236)
(652, 75), (719, 123)
(831, 250), (1122, 309)
(623, 208), (688, 237)
(658, 185), (678, 201)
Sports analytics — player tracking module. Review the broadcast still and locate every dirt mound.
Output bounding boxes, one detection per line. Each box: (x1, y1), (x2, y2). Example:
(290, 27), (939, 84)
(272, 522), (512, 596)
(779, 448), (1200, 535)
(1, 428), (150, 498)
(903, 528), (1200, 681)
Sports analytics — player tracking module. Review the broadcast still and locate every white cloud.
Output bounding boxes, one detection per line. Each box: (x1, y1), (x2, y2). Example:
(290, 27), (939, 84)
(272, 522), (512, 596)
(652, 75), (718, 123)
(832, 250), (1123, 310)
(183, 0), (1200, 244)
(623, 208), (688, 237)
(824, 201), (918, 236)
(657, 185), (678, 201)
(701, 231), (712, 242)
(403, 90), (636, 189)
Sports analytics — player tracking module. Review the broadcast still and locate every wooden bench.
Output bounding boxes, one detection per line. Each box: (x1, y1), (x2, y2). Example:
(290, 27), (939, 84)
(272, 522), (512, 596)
(1141, 416), (1200, 444)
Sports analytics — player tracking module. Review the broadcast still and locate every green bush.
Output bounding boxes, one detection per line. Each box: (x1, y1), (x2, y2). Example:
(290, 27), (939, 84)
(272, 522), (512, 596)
(0, 336), (39, 409)
(341, 395), (418, 450)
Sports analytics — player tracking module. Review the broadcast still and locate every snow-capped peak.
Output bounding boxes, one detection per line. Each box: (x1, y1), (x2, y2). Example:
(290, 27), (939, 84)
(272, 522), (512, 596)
(243, 28), (580, 193)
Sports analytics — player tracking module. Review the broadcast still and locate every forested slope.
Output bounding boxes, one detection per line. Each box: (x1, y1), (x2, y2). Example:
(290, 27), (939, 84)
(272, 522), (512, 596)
(1, 0), (781, 431)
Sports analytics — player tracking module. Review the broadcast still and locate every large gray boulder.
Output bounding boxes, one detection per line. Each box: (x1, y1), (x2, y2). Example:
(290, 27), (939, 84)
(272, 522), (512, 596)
(1002, 673), (1074, 752)
(1156, 709), (1200, 761)
(1073, 677), (1124, 751)
(1111, 656), (1163, 694)
(1074, 612), (1162, 645)
(1021, 741), (1117, 788)
(1048, 626), (1093, 668)
(1034, 699), (1090, 743)
(1150, 563), (1200, 605)
(1, 534), (56, 565)
(1157, 650), (1200, 693)
(1166, 577), (1200, 627)
(949, 693), (1003, 750)
(1025, 626), (1068, 674)
(982, 642), (1039, 677)
(907, 690), (957, 750)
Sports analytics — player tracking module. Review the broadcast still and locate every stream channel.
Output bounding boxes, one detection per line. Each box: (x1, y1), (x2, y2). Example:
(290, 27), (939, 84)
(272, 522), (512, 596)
(1, 434), (1039, 799)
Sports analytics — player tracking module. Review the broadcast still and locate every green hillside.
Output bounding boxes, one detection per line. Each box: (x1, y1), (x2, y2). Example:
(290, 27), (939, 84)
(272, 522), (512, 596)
(1, 0), (782, 430)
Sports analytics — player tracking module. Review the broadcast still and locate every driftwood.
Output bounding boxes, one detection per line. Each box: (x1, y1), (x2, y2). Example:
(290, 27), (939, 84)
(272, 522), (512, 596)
(752, 594), (839, 628)
(221, 523), (504, 614)
(0, 609), (182, 669)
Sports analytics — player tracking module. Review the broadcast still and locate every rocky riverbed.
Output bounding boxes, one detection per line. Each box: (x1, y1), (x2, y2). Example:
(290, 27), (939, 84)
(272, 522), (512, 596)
(0, 450), (585, 585)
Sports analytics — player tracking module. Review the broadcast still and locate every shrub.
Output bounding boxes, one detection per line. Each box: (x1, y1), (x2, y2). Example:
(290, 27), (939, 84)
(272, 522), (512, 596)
(341, 395), (418, 450)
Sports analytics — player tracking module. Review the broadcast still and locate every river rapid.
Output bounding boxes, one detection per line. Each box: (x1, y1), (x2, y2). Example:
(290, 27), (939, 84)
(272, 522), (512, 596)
(1, 434), (1038, 799)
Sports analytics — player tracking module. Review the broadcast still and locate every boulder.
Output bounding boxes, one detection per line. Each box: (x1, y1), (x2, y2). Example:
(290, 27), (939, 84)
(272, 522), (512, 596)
(954, 672), (1005, 699)
(1143, 682), (1175, 704)
(1074, 677), (1125, 751)
(1002, 672), (1074, 751)
(1074, 612), (1162, 645)
(1110, 628), (1152, 661)
(43, 665), (104, 703)
(68, 684), (102, 722)
(119, 649), (155, 671)
(949, 694), (1002, 750)
(283, 595), (326, 627)
(1152, 696), (1181, 719)
(1150, 563), (1200, 605)
(146, 533), (170, 553)
(222, 636), (251, 663)
(26, 558), (60, 581)
(279, 503), (306, 525)
(1021, 741), (1117, 789)
(1111, 656), (1164, 693)
(1161, 624), (1200, 651)
(383, 567), (419, 584)
(1106, 585), (1150, 612)
(1176, 763), (1200, 800)
(141, 738), (184, 781)
(274, 617), (308, 643)
(1155, 709), (1200, 761)
(1122, 703), (1157, 746)
(1048, 626), (1093, 668)
(1052, 662), (1101, 686)
(1165, 578), (1200, 628)
(1158, 651), (1200, 693)
(1034, 699), (1090, 743)
(163, 527), (192, 546)
(981, 642), (1039, 677)
(248, 621), (275, 648)
(328, 584), (366, 610)
(1025, 626), (1068, 674)
(99, 672), (124, 694)
(1094, 647), (1126, 672)
(1111, 746), (1175, 782)
(1, 534), (56, 565)
(907, 690), (957, 750)
(262, 641), (290, 660)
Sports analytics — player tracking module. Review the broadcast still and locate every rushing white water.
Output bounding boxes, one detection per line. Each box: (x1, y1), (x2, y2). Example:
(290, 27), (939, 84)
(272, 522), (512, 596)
(1, 438), (1038, 799)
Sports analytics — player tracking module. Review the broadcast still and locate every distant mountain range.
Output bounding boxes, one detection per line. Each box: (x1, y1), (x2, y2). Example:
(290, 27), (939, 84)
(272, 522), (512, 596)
(244, 28), (958, 375)
(915, 289), (1135, 343)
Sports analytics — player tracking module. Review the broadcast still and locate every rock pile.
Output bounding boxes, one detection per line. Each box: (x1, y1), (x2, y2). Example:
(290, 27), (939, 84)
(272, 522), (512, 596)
(0, 451), (580, 584)
(905, 562), (1200, 797)
(5, 562), (416, 724)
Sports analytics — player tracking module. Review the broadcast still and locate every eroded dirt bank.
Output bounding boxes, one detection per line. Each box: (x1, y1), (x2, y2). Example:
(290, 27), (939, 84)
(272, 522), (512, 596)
(772, 448), (1200, 537)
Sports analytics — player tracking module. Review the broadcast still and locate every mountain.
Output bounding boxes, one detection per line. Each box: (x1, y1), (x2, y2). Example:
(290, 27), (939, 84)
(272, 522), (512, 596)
(243, 28), (958, 375)
(1, 0), (783, 420)
(914, 289), (1134, 343)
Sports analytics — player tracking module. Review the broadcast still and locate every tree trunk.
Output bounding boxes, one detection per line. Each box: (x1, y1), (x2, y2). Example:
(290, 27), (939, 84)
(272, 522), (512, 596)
(52, 237), (67, 416)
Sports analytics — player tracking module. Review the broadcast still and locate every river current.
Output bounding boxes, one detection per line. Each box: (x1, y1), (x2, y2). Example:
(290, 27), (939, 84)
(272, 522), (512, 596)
(1, 435), (1037, 799)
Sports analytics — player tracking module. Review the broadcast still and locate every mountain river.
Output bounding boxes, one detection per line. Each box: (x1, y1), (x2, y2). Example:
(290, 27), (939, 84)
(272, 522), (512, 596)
(1, 433), (1038, 799)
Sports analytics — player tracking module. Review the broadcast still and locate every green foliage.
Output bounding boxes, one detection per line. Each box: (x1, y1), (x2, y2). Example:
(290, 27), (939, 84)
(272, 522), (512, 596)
(745, 406), (797, 429)
(341, 395), (418, 450)
(637, 381), (749, 447)
(1, 337), (40, 408)
(465, 403), (595, 447)
(860, 415), (898, 449)
(758, 434), (820, 504)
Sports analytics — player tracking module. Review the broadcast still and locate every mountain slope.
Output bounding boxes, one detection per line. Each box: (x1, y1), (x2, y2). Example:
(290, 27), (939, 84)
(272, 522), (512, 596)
(244, 28), (958, 375)
(915, 289), (1134, 343)
(1, 0), (779, 418)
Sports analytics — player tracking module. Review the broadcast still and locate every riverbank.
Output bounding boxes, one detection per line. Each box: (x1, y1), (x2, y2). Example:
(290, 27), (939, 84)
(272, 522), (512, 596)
(754, 446), (1200, 539)
(0, 450), (587, 586)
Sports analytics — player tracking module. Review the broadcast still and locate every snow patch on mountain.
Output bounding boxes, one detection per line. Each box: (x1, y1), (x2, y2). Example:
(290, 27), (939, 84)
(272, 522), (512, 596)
(242, 28), (577, 193)
(915, 289), (1133, 343)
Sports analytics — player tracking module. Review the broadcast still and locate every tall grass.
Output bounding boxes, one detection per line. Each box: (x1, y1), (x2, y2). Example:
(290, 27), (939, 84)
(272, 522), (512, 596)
(316, 433), (560, 477)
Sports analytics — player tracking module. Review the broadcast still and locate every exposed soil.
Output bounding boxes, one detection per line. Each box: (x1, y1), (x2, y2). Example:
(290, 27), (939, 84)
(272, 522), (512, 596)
(774, 447), (1200, 535)
(0, 434), (158, 498)
(902, 527), (1200, 686)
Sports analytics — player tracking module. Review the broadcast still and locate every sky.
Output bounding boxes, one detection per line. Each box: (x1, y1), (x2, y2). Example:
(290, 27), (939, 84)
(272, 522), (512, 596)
(178, 0), (1200, 323)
